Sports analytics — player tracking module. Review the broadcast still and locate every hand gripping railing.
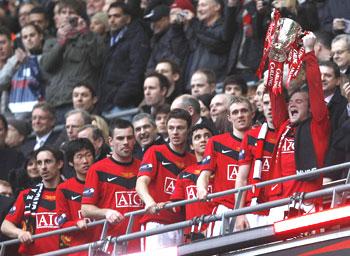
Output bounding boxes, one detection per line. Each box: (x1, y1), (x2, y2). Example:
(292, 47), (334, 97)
(1, 162), (350, 256)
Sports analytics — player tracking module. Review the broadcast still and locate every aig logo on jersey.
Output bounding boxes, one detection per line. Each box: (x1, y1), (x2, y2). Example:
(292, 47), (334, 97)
(186, 185), (213, 200)
(36, 212), (59, 229)
(164, 177), (176, 194)
(282, 138), (294, 153)
(115, 191), (144, 208)
(227, 164), (238, 181)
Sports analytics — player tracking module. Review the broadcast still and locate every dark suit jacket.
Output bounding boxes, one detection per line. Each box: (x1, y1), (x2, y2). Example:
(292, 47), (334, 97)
(20, 129), (61, 157)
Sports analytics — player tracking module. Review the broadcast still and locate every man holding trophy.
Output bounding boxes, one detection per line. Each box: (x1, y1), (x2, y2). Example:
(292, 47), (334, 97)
(256, 10), (330, 223)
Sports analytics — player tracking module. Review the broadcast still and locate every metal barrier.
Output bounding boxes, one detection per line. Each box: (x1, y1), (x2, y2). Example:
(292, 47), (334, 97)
(1, 162), (350, 256)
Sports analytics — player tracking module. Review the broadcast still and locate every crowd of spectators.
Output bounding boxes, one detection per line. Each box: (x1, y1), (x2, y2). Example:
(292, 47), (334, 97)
(0, 0), (349, 254)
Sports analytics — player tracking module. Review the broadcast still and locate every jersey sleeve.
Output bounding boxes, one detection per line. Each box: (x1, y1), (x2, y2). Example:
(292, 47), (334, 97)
(170, 174), (186, 201)
(138, 146), (158, 180)
(199, 137), (217, 173)
(81, 165), (100, 205)
(56, 183), (77, 228)
(5, 190), (28, 225)
(239, 132), (254, 166)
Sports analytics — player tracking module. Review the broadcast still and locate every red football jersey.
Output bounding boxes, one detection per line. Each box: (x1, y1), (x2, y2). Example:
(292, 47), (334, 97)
(138, 143), (196, 224)
(268, 52), (330, 202)
(170, 164), (214, 234)
(56, 177), (99, 249)
(199, 133), (242, 209)
(5, 188), (59, 255)
(82, 157), (143, 252)
(239, 125), (277, 206)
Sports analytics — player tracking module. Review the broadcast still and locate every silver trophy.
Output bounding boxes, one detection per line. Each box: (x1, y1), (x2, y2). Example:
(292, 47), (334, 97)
(268, 18), (302, 62)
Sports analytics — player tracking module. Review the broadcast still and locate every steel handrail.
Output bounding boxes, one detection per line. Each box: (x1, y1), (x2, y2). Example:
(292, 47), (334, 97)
(36, 183), (350, 256)
(1, 162), (349, 250)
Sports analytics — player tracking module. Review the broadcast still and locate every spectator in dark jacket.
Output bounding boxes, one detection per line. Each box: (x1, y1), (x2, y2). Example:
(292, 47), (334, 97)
(178, 0), (239, 88)
(40, 0), (105, 124)
(97, 2), (150, 116)
(145, 2), (191, 72)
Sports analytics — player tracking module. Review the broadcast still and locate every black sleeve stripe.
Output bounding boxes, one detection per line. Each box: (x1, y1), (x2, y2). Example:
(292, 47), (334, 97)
(213, 141), (240, 160)
(61, 189), (82, 202)
(155, 152), (183, 176)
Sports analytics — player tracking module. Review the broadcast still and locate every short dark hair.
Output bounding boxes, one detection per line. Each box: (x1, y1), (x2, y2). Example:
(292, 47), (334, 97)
(108, 2), (132, 16)
(319, 60), (341, 78)
(35, 146), (64, 163)
(0, 114), (8, 133)
(29, 6), (47, 17)
(32, 102), (56, 121)
(314, 30), (333, 50)
(288, 86), (309, 102)
(193, 69), (216, 84)
(188, 123), (213, 145)
(65, 138), (95, 163)
(153, 104), (170, 118)
(223, 74), (248, 95)
(0, 26), (11, 41)
(145, 71), (170, 91)
(110, 118), (134, 136)
(167, 108), (192, 129)
(21, 23), (43, 36)
(157, 59), (181, 75)
(73, 82), (96, 97)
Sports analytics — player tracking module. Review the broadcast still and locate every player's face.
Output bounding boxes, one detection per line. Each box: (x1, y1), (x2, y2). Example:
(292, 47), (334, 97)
(191, 128), (212, 156)
(228, 102), (253, 132)
(288, 92), (310, 124)
(109, 127), (135, 160)
(133, 117), (157, 148)
(72, 148), (94, 177)
(167, 118), (189, 147)
(37, 151), (62, 182)
(262, 93), (273, 127)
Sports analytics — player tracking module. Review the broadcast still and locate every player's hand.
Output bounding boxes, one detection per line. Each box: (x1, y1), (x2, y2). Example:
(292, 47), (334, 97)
(234, 215), (250, 231)
(105, 209), (124, 224)
(76, 219), (88, 230)
(197, 186), (209, 201)
(18, 230), (33, 244)
(302, 32), (316, 53)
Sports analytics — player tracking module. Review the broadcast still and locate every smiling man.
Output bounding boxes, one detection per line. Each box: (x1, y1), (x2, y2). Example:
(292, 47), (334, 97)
(197, 96), (254, 237)
(132, 113), (165, 160)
